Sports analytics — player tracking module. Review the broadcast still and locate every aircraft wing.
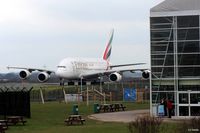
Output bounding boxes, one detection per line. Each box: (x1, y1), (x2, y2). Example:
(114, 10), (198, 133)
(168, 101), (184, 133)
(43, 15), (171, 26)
(109, 63), (146, 68)
(7, 66), (55, 74)
(81, 68), (149, 79)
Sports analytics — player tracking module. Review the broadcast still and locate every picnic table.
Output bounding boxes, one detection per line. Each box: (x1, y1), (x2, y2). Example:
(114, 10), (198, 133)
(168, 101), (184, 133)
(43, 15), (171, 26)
(0, 120), (8, 133)
(112, 103), (126, 111)
(99, 103), (126, 112)
(7, 116), (27, 126)
(0, 120), (8, 128)
(64, 115), (85, 125)
(99, 104), (113, 112)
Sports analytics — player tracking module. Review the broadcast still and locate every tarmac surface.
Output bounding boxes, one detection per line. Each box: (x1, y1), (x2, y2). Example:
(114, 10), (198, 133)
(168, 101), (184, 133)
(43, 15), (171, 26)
(88, 109), (191, 123)
(88, 110), (149, 123)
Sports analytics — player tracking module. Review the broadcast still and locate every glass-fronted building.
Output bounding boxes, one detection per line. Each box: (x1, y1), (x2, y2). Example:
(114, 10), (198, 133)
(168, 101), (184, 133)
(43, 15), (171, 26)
(150, 0), (200, 116)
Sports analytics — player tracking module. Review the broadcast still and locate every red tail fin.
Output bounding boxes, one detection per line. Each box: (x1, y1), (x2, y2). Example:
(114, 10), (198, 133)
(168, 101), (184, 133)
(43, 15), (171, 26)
(103, 29), (114, 61)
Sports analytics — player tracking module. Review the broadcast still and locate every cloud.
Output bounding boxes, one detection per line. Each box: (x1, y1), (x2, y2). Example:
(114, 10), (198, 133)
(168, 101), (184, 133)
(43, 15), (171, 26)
(0, 1), (34, 23)
(0, 0), (163, 36)
(0, 0), (163, 72)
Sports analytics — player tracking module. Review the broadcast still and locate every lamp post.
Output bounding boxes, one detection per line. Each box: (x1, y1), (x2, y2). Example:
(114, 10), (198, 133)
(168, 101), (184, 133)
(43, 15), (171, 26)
(150, 71), (152, 116)
(99, 76), (103, 93)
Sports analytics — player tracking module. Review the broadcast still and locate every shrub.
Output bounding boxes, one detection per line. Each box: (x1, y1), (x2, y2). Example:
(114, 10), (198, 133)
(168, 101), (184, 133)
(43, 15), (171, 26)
(177, 117), (200, 133)
(128, 115), (163, 133)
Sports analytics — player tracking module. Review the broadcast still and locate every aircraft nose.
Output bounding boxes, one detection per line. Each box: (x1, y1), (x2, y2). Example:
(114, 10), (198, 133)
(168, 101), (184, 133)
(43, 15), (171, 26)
(55, 69), (62, 77)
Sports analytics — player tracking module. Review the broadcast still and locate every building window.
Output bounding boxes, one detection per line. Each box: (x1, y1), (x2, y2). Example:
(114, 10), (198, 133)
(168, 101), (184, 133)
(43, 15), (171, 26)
(151, 42), (174, 54)
(178, 41), (200, 53)
(178, 67), (200, 77)
(179, 106), (189, 116)
(190, 93), (200, 104)
(151, 17), (173, 29)
(152, 92), (174, 104)
(179, 93), (188, 104)
(178, 85), (200, 91)
(191, 107), (200, 116)
(178, 29), (199, 41)
(178, 54), (200, 65)
(152, 67), (174, 78)
(177, 16), (199, 28)
(152, 85), (174, 91)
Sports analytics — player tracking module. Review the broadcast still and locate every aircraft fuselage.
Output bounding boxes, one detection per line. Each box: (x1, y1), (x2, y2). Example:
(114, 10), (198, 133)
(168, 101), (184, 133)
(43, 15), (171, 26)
(55, 57), (109, 79)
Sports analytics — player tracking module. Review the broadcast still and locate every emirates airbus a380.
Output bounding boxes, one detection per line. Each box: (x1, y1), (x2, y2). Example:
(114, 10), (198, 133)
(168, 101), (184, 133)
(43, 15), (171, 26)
(7, 30), (150, 83)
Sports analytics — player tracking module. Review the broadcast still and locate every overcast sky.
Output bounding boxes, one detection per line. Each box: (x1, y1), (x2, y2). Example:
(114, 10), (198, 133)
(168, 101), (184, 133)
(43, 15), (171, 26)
(0, 0), (163, 73)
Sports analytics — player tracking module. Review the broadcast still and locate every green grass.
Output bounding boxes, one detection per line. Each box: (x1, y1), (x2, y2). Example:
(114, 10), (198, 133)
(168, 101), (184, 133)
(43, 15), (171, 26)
(6, 102), (149, 133)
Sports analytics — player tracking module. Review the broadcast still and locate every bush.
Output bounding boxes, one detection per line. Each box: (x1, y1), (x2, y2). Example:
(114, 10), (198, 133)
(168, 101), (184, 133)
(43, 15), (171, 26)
(177, 117), (200, 133)
(128, 115), (163, 133)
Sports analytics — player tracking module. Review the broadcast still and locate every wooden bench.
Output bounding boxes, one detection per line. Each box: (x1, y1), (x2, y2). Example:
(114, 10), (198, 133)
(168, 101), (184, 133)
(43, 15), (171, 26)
(119, 104), (126, 111)
(112, 103), (126, 111)
(20, 120), (27, 125)
(64, 118), (85, 125)
(0, 124), (8, 133)
(7, 116), (27, 126)
(64, 115), (85, 125)
(99, 104), (114, 112)
(0, 120), (8, 129)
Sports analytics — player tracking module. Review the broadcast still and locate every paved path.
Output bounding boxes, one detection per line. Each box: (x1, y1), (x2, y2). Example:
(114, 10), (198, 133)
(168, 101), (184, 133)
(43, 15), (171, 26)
(88, 110), (190, 123)
(88, 110), (149, 123)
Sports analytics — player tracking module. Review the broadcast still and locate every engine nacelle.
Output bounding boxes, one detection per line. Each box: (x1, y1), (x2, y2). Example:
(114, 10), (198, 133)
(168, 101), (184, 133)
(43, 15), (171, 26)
(19, 70), (31, 79)
(37, 72), (50, 82)
(142, 70), (150, 79)
(109, 72), (122, 82)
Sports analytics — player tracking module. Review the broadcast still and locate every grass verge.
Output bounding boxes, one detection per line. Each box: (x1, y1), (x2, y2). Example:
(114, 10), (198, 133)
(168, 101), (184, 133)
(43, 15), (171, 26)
(6, 102), (149, 133)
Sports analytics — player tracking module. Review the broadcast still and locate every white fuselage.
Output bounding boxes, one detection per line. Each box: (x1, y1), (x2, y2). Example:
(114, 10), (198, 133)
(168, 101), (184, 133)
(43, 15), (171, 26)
(55, 57), (109, 79)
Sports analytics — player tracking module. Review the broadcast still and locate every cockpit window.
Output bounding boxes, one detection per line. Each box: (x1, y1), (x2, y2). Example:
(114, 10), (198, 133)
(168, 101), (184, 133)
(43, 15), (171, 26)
(57, 66), (66, 68)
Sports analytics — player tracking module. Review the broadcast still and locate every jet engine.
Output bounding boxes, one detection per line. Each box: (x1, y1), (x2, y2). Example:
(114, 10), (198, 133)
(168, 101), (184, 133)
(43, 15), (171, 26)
(109, 72), (122, 82)
(142, 70), (150, 79)
(37, 72), (50, 82)
(19, 70), (31, 79)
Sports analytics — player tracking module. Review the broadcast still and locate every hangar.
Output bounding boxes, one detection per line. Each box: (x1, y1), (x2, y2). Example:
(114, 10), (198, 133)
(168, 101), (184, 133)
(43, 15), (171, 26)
(150, 0), (200, 116)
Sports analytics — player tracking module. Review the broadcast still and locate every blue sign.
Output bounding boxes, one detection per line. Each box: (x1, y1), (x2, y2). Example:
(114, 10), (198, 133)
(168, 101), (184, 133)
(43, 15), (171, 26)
(158, 105), (164, 116)
(124, 88), (136, 101)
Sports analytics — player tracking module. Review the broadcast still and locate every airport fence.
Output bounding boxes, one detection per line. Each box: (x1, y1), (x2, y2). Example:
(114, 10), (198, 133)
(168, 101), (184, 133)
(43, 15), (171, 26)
(30, 81), (150, 103)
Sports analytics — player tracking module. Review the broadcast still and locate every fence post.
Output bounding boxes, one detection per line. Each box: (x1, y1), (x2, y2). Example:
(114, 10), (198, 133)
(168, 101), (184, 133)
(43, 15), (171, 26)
(40, 87), (45, 104)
